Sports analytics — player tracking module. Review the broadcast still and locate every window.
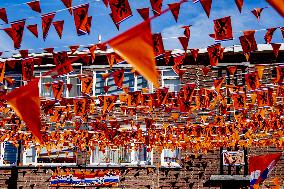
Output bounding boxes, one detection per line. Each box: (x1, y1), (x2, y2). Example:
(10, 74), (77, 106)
(90, 145), (152, 165)
(23, 144), (77, 166)
(161, 148), (181, 167)
(0, 142), (18, 166)
(162, 70), (181, 92)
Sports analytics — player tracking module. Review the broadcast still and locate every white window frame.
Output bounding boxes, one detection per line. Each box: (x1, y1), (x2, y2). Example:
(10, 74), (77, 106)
(23, 144), (77, 166)
(89, 144), (153, 166)
(0, 142), (18, 166)
(161, 148), (181, 168)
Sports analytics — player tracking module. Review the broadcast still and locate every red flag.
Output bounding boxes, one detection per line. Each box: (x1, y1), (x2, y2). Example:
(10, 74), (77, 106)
(214, 16), (233, 41)
(150, 0), (163, 16)
(173, 54), (185, 76)
(152, 33), (165, 56)
(202, 66), (210, 76)
(69, 45), (80, 54)
(6, 60), (16, 69)
(213, 77), (225, 93)
(107, 52), (124, 68)
(44, 47), (54, 53)
(109, 0), (132, 24)
(0, 8), (8, 23)
(112, 70), (125, 88)
(227, 66), (237, 76)
(53, 51), (73, 77)
(164, 51), (172, 65)
(103, 86), (110, 93)
(60, 0), (73, 15)
(88, 45), (97, 63)
(200, 0), (212, 18)
(109, 12), (120, 30)
(26, 24), (38, 38)
(266, 0), (284, 17)
(42, 12), (56, 41)
(79, 75), (93, 95)
(52, 81), (64, 100)
(181, 25), (191, 39)
(251, 8), (265, 20)
(178, 36), (189, 52)
(22, 58), (34, 81)
(249, 153), (282, 187)
(4, 78), (42, 143)
(137, 8), (150, 21)
(103, 0), (109, 7)
(86, 16), (92, 35)
(280, 27), (284, 38)
(66, 84), (72, 92)
(0, 62), (5, 83)
(264, 28), (277, 44)
(168, 2), (181, 22)
(108, 20), (160, 88)
(27, 0), (41, 13)
(190, 49), (199, 61)
(239, 30), (258, 54)
(45, 82), (51, 91)
(207, 43), (223, 66)
(4, 20), (26, 49)
(73, 98), (86, 116)
(19, 49), (29, 58)
(271, 43), (281, 58)
(53, 20), (64, 39)
(72, 4), (89, 36)
(245, 72), (260, 90)
(235, 0), (244, 13)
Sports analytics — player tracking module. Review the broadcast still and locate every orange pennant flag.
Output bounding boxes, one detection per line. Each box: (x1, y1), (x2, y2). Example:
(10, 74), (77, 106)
(108, 20), (160, 88)
(235, 0), (244, 13)
(266, 0), (284, 17)
(255, 65), (265, 80)
(213, 77), (225, 93)
(112, 70), (125, 88)
(199, 0), (212, 18)
(227, 66), (237, 76)
(0, 62), (5, 83)
(251, 8), (265, 20)
(271, 43), (281, 58)
(79, 75), (93, 95)
(3, 78), (42, 143)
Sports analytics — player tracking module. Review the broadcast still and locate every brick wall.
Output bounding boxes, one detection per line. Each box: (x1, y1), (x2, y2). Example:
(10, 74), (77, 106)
(0, 147), (282, 189)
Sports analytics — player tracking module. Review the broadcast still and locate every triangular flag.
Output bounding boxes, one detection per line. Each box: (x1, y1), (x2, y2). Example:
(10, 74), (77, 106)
(182, 25), (191, 38)
(202, 66), (210, 76)
(227, 66), (237, 76)
(26, 24), (38, 38)
(190, 49), (199, 61)
(271, 43), (281, 58)
(88, 45), (97, 63)
(66, 84), (73, 92)
(200, 0), (212, 18)
(4, 20), (26, 49)
(168, 2), (181, 22)
(97, 43), (107, 51)
(178, 36), (189, 52)
(214, 77), (225, 93)
(3, 78), (42, 143)
(27, 0), (41, 13)
(41, 12), (56, 40)
(6, 60), (16, 69)
(280, 27), (284, 38)
(69, 45), (80, 54)
(251, 8), (265, 20)
(101, 73), (110, 80)
(60, 0), (73, 15)
(72, 4), (89, 35)
(112, 70), (125, 88)
(45, 82), (51, 91)
(102, 0), (109, 7)
(0, 62), (5, 83)
(137, 8), (150, 21)
(109, 0), (132, 24)
(44, 47), (54, 53)
(150, 0), (163, 16)
(266, 0), (284, 17)
(108, 20), (160, 88)
(264, 28), (277, 44)
(255, 65), (265, 80)
(235, 0), (244, 13)
(53, 20), (64, 39)
(103, 86), (110, 93)
(164, 51), (172, 65)
(0, 8), (8, 23)
(19, 50), (29, 58)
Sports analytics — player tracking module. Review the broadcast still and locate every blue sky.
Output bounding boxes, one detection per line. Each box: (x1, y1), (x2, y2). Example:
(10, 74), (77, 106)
(0, 0), (282, 57)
